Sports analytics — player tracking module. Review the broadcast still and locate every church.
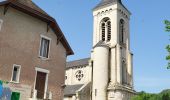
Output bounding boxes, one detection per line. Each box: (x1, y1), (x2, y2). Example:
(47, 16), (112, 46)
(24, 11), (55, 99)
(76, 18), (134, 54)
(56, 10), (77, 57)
(64, 0), (136, 100)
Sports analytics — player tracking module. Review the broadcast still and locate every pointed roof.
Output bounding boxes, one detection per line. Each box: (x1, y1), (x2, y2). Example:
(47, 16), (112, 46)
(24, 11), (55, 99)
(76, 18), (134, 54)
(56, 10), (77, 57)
(94, 0), (122, 10)
(0, 0), (74, 55)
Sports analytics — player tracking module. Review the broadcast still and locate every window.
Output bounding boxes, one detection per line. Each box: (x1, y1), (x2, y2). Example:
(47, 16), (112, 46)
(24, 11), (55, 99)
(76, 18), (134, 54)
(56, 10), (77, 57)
(65, 75), (67, 80)
(101, 17), (111, 41)
(0, 19), (3, 31)
(11, 64), (21, 83)
(119, 19), (125, 44)
(39, 36), (50, 58)
(122, 60), (127, 84)
(75, 70), (84, 81)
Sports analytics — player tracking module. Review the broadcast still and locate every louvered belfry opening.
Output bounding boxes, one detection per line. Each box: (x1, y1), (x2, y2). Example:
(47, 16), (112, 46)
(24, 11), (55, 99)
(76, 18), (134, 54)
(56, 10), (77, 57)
(107, 21), (111, 41)
(101, 17), (111, 42)
(119, 19), (125, 44)
(102, 23), (106, 41)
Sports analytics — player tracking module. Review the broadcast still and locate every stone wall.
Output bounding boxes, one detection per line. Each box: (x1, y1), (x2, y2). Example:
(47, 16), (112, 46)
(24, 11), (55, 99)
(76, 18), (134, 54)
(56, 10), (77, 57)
(108, 89), (136, 100)
(10, 84), (31, 100)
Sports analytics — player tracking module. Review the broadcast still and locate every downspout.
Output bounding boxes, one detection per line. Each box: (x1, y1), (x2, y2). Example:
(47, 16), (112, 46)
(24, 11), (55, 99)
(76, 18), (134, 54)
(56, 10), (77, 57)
(91, 61), (93, 100)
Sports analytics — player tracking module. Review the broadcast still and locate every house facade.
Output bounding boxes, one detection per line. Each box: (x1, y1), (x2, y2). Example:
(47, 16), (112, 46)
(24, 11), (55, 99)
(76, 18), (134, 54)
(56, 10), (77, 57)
(64, 0), (136, 100)
(0, 0), (73, 100)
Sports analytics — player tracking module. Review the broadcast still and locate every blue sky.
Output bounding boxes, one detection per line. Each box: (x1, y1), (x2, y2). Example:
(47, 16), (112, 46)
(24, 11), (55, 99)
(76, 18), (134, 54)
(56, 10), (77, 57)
(33, 0), (170, 93)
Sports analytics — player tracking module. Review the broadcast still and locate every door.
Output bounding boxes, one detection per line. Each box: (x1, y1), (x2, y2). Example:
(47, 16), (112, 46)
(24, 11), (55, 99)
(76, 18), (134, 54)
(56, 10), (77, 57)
(35, 72), (46, 99)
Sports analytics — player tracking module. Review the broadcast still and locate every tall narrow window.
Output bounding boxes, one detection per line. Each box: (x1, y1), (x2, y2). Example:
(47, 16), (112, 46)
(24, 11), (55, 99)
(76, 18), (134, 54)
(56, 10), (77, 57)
(107, 21), (111, 41)
(100, 17), (111, 41)
(11, 64), (21, 83)
(39, 36), (50, 58)
(102, 23), (105, 41)
(119, 19), (125, 44)
(122, 60), (127, 84)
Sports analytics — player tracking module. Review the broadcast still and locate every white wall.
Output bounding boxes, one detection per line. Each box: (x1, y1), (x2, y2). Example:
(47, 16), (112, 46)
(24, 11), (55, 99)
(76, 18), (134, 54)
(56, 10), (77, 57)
(65, 65), (92, 85)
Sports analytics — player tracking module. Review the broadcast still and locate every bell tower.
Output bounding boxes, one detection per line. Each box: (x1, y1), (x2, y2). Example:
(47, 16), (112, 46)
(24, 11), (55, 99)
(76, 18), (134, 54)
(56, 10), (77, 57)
(91, 0), (136, 100)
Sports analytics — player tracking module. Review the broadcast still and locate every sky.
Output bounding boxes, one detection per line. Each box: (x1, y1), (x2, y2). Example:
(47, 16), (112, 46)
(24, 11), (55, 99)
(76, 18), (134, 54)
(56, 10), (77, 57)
(33, 0), (170, 93)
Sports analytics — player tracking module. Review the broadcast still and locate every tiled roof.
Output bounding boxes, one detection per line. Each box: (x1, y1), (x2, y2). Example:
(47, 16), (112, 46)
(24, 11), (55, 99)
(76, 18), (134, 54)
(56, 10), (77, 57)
(66, 58), (90, 68)
(64, 84), (84, 96)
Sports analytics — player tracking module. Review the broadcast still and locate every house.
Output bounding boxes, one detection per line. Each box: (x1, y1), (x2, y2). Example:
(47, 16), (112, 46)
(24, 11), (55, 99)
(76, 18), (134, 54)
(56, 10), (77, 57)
(0, 0), (73, 100)
(64, 0), (136, 100)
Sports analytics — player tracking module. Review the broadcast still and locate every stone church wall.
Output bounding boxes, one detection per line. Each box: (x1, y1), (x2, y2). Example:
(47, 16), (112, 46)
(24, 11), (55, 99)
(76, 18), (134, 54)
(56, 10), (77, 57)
(65, 66), (92, 85)
(108, 90), (135, 100)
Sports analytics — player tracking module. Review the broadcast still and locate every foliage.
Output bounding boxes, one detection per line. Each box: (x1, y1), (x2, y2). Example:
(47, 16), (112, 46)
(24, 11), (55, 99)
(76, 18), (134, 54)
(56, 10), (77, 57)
(165, 20), (170, 32)
(0, 80), (9, 85)
(165, 20), (170, 69)
(162, 93), (170, 100)
(131, 89), (170, 100)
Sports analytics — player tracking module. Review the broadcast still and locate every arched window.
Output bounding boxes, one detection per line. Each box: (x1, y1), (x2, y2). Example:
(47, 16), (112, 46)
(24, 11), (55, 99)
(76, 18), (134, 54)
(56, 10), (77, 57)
(122, 60), (127, 84)
(101, 17), (111, 41)
(119, 19), (125, 44)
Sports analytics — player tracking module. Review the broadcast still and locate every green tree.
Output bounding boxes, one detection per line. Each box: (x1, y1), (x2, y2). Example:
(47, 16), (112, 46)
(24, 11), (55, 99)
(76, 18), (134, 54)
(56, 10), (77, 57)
(165, 20), (170, 69)
(162, 93), (170, 100)
(149, 95), (161, 100)
(165, 20), (170, 32)
(131, 91), (152, 100)
(131, 90), (170, 100)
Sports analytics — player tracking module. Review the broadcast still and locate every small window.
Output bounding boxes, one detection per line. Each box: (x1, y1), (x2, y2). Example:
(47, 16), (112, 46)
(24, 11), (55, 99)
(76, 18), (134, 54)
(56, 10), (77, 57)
(75, 70), (84, 81)
(39, 36), (50, 58)
(11, 64), (21, 83)
(0, 19), (3, 31)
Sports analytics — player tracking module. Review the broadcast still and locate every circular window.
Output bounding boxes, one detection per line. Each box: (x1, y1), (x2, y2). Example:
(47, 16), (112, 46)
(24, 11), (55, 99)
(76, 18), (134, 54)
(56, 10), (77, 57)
(75, 70), (84, 81)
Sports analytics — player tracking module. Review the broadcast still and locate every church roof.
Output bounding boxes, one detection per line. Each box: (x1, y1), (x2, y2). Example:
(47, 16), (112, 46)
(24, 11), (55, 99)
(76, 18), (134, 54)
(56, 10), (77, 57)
(64, 84), (84, 96)
(66, 58), (90, 69)
(94, 0), (122, 10)
(0, 0), (74, 55)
